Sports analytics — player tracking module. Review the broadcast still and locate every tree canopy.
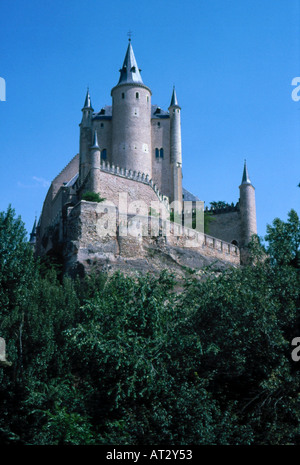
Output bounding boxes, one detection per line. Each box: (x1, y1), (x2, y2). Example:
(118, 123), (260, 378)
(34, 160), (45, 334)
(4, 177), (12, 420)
(0, 205), (299, 445)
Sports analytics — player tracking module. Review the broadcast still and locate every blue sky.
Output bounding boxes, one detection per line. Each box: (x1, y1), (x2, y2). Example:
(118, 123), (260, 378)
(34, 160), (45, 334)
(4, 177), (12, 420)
(0, 0), (299, 241)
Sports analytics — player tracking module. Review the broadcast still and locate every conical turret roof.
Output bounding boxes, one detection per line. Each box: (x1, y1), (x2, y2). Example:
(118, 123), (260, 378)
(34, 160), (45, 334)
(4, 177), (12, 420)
(170, 86), (179, 107)
(117, 41), (143, 85)
(91, 130), (100, 149)
(82, 88), (93, 110)
(241, 160), (252, 185)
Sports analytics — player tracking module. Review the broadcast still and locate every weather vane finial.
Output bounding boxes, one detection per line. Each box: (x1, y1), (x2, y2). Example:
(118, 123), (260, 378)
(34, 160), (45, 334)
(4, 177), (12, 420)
(127, 30), (133, 42)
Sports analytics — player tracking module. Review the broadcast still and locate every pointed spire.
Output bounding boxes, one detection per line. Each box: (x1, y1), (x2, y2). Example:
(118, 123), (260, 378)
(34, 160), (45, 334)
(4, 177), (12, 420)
(82, 88), (93, 110)
(241, 160), (252, 185)
(29, 217), (37, 244)
(117, 41), (143, 85)
(91, 130), (100, 150)
(170, 86), (179, 107)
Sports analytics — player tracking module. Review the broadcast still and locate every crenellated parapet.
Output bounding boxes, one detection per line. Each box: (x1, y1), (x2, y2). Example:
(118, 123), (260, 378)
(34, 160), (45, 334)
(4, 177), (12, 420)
(100, 160), (170, 210)
(145, 215), (240, 260)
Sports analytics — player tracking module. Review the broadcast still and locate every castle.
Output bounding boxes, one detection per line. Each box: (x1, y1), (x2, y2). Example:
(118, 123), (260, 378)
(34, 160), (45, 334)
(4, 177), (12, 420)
(32, 41), (257, 276)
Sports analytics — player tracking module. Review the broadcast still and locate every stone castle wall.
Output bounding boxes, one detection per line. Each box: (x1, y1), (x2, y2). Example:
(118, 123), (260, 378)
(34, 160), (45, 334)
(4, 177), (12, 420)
(151, 118), (172, 200)
(36, 156), (247, 273)
(63, 200), (240, 276)
(97, 161), (169, 212)
(93, 118), (113, 165)
(206, 209), (242, 246)
(37, 162), (245, 270)
(36, 154), (79, 255)
(36, 160), (170, 258)
(52, 154), (79, 199)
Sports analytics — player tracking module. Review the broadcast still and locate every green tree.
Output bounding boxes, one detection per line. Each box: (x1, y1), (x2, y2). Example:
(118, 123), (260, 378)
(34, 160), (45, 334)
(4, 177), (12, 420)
(265, 209), (300, 267)
(209, 201), (231, 209)
(0, 206), (38, 442)
(180, 231), (300, 444)
(63, 271), (225, 445)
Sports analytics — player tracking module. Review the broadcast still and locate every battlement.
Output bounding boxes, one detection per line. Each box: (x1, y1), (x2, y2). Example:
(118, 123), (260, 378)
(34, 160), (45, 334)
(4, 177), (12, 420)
(100, 160), (170, 209)
(132, 214), (240, 260)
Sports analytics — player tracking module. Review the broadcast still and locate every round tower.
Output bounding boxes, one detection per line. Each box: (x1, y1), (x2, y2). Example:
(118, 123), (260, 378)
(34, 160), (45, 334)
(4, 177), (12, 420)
(88, 130), (101, 194)
(79, 89), (93, 185)
(169, 87), (183, 212)
(111, 41), (152, 177)
(239, 161), (257, 248)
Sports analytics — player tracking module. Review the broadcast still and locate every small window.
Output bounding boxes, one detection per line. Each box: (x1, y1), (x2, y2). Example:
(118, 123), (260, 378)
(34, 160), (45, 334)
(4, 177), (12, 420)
(157, 122), (160, 127)
(160, 148), (164, 159)
(101, 149), (107, 161)
(147, 96), (149, 102)
(122, 93), (125, 99)
(155, 148), (159, 159)
(136, 92), (139, 99)
(101, 123), (104, 127)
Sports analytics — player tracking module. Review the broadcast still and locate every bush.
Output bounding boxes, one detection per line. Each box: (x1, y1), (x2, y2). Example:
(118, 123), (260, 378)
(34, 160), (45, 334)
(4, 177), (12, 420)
(81, 192), (105, 203)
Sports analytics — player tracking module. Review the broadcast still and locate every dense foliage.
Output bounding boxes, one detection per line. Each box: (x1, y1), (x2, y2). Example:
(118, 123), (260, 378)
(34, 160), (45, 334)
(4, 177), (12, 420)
(0, 205), (299, 445)
(81, 192), (105, 203)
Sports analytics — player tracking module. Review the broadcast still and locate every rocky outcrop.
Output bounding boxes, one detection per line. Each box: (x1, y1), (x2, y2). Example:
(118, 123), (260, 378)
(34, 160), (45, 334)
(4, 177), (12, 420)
(63, 201), (240, 279)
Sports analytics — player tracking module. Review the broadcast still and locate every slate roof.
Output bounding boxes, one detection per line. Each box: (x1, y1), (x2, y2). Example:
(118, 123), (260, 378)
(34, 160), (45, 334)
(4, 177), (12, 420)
(182, 187), (200, 202)
(117, 41), (144, 86)
(241, 160), (252, 185)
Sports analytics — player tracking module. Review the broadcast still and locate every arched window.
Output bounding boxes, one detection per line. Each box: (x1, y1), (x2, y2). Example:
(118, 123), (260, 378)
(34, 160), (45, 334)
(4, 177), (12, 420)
(136, 92), (139, 99)
(231, 240), (238, 246)
(155, 148), (159, 159)
(101, 149), (107, 161)
(122, 92), (125, 99)
(159, 148), (164, 159)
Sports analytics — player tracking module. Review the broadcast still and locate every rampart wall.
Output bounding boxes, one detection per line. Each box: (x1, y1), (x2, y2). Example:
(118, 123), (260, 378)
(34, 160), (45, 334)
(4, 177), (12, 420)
(206, 209), (242, 246)
(64, 201), (240, 276)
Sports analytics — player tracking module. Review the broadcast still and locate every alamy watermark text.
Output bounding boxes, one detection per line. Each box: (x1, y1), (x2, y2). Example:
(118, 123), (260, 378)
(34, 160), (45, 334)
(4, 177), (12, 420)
(0, 77), (6, 101)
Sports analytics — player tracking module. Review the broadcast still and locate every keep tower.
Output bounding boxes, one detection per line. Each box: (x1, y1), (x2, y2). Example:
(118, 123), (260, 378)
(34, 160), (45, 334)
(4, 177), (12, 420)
(111, 40), (152, 177)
